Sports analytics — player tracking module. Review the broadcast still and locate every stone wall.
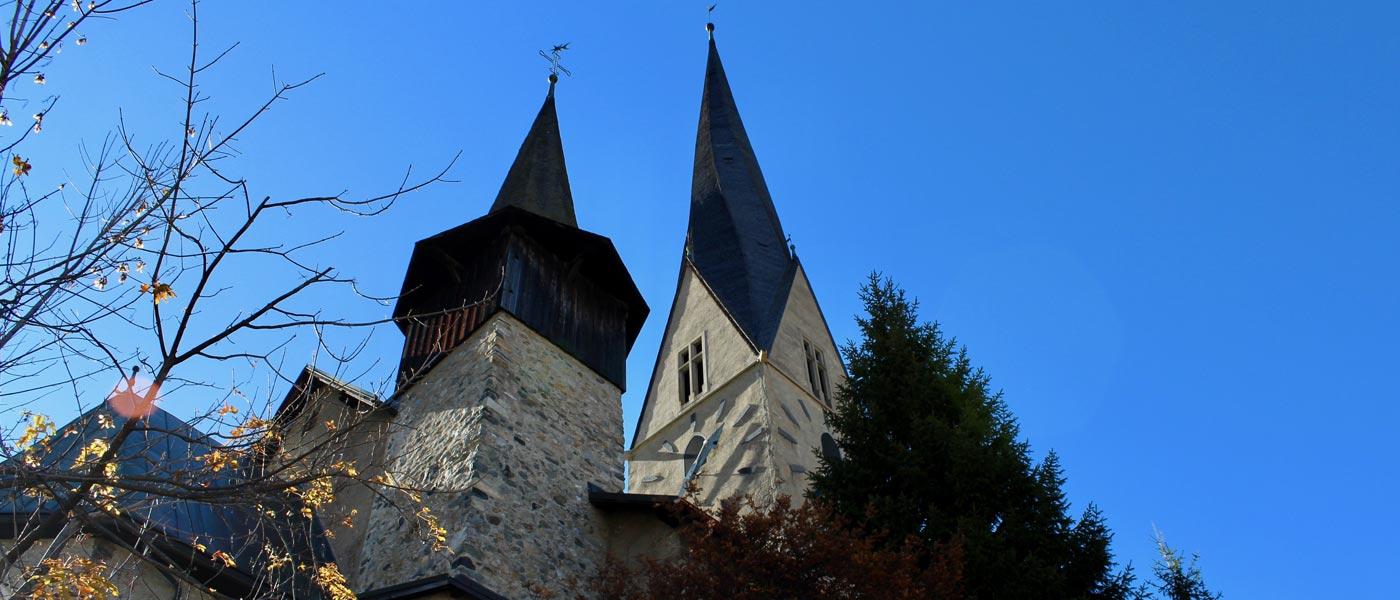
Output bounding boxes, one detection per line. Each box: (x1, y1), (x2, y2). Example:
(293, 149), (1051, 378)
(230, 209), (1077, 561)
(763, 263), (848, 502)
(275, 390), (391, 591)
(628, 263), (847, 510)
(628, 365), (781, 509)
(355, 311), (625, 598)
(631, 266), (760, 446)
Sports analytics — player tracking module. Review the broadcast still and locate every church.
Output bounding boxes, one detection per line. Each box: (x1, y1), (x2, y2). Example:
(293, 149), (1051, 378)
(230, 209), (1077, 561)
(1, 25), (847, 600)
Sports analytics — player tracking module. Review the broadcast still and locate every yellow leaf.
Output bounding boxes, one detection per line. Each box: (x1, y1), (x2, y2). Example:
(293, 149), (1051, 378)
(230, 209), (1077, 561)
(210, 550), (236, 569)
(150, 282), (176, 304)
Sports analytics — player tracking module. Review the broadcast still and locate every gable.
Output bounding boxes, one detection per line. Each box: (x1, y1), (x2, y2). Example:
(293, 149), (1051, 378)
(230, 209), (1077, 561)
(631, 261), (757, 450)
(767, 262), (846, 411)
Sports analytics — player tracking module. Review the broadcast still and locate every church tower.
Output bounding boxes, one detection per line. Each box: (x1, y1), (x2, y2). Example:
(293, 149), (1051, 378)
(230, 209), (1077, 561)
(352, 76), (649, 598)
(627, 26), (847, 509)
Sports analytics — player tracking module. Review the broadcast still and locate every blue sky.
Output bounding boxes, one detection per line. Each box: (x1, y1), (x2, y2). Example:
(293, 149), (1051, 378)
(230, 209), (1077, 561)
(15, 1), (1399, 597)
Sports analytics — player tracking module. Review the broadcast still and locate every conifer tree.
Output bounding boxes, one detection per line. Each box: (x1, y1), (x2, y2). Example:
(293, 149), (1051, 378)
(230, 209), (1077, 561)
(1150, 530), (1222, 600)
(810, 273), (1134, 599)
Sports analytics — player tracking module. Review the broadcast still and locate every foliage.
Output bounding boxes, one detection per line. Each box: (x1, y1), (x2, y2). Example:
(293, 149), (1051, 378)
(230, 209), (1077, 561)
(23, 555), (119, 600)
(809, 273), (1135, 599)
(592, 494), (963, 600)
(0, 1), (455, 598)
(1149, 529), (1221, 600)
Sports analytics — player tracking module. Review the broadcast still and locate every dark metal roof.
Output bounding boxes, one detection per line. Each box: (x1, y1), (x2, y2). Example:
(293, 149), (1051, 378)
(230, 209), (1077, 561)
(586, 483), (706, 528)
(0, 406), (336, 598)
(358, 573), (508, 600)
(686, 33), (797, 351)
(488, 81), (577, 227)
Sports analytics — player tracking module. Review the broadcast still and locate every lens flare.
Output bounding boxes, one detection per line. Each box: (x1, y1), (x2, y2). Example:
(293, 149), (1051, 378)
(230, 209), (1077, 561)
(107, 375), (159, 419)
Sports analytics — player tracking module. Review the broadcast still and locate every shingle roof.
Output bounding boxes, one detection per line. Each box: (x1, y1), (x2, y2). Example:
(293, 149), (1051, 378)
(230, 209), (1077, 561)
(687, 31), (796, 350)
(488, 79), (578, 227)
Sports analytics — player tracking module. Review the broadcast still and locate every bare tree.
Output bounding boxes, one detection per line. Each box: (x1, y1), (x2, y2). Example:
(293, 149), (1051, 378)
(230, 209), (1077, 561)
(0, 1), (461, 597)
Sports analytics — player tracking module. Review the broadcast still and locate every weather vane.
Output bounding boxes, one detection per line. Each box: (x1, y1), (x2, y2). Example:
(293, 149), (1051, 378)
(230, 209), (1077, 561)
(540, 42), (572, 80)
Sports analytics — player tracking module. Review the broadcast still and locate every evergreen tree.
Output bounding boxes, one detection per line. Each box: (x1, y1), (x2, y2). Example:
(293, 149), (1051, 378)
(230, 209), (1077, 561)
(1150, 530), (1221, 600)
(810, 273), (1133, 599)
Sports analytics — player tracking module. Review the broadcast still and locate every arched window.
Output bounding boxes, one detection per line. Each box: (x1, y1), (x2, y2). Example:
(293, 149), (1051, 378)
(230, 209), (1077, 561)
(820, 433), (841, 463)
(682, 435), (706, 474)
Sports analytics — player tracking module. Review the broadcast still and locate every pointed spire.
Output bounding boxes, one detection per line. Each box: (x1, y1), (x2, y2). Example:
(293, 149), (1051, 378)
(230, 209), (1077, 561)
(490, 74), (577, 227)
(686, 25), (794, 349)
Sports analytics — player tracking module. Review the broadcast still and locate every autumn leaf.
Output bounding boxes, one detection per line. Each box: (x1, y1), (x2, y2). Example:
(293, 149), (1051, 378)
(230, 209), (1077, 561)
(150, 282), (175, 303)
(313, 563), (356, 600)
(210, 550), (237, 569)
(25, 557), (119, 600)
(17, 413), (55, 449)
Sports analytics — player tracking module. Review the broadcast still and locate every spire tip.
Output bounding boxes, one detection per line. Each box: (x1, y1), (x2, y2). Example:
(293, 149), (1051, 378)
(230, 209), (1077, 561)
(706, 22), (715, 40)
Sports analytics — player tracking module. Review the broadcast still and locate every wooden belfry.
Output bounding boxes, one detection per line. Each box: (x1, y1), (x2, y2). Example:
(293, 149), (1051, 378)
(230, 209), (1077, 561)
(392, 73), (647, 390)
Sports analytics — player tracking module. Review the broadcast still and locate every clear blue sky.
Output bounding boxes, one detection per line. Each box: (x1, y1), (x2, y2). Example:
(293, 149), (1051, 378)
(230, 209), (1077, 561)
(19, 1), (1399, 597)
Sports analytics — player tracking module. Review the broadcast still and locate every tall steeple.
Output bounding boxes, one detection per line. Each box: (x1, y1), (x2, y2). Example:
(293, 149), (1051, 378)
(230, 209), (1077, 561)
(687, 24), (795, 350)
(489, 75), (577, 226)
(627, 24), (847, 511)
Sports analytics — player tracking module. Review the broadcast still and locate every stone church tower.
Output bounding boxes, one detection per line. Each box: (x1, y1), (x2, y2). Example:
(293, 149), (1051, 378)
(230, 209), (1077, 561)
(350, 76), (649, 598)
(627, 27), (847, 509)
(0, 27), (857, 600)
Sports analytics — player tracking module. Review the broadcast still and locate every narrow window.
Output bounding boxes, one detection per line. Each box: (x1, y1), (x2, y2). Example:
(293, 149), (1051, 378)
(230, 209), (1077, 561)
(677, 336), (707, 404)
(690, 338), (706, 397)
(804, 340), (820, 394)
(815, 348), (831, 403)
(677, 347), (692, 405)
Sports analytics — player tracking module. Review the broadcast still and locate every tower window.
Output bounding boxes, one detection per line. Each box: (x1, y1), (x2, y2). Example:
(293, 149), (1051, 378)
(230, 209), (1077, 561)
(805, 340), (831, 403)
(678, 335), (707, 405)
(821, 432), (841, 463)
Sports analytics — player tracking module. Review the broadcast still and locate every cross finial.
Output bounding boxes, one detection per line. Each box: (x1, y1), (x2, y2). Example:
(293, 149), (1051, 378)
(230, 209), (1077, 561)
(540, 42), (572, 82)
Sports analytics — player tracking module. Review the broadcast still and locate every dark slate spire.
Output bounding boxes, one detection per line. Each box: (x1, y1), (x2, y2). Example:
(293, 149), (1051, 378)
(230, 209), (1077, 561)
(489, 75), (578, 227)
(687, 24), (794, 349)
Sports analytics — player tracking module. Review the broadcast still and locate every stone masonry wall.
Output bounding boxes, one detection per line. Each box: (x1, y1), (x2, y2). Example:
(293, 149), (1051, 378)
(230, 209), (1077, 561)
(354, 311), (625, 598)
(276, 393), (391, 591)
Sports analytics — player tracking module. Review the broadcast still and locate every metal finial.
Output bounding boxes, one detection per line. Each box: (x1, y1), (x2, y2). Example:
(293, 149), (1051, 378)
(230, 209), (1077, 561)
(706, 22), (715, 40)
(540, 42), (572, 81)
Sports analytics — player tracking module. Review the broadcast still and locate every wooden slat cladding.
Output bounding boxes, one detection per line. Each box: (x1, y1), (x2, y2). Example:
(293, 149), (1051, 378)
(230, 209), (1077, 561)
(396, 226), (632, 390)
(499, 234), (629, 385)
